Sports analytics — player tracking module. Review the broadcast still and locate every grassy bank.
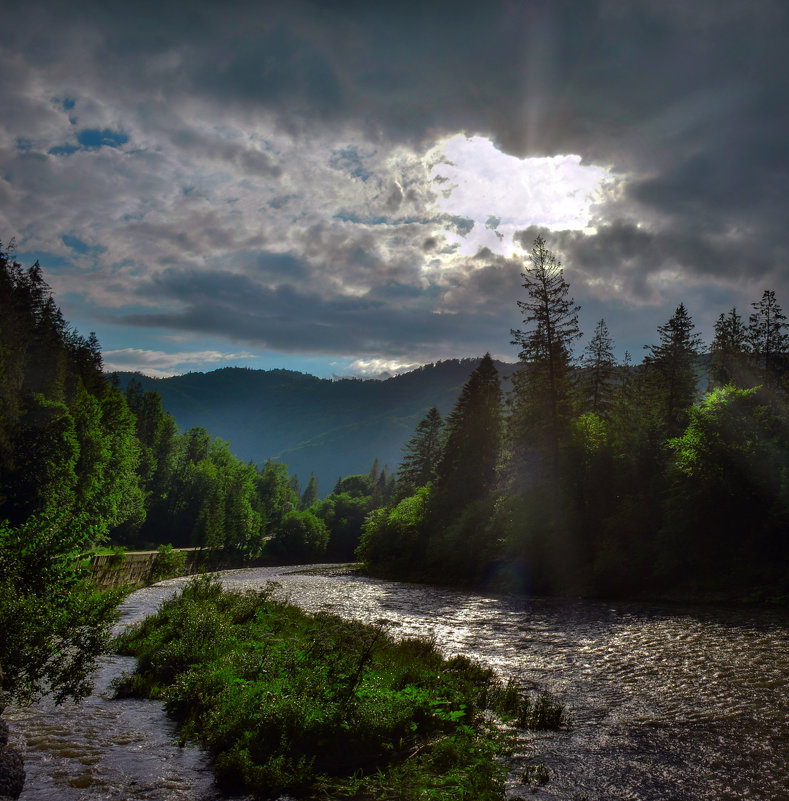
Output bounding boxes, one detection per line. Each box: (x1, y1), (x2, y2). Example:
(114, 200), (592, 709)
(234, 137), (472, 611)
(114, 576), (564, 799)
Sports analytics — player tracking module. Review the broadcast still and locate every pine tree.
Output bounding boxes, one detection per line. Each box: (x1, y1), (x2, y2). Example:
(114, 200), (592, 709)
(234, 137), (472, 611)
(643, 303), (702, 431)
(582, 318), (616, 416)
(747, 290), (789, 387)
(710, 307), (748, 387)
(509, 236), (581, 475)
(432, 354), (502, 514)
(300, 472), (319, 510)
(397, 407), (444, 493)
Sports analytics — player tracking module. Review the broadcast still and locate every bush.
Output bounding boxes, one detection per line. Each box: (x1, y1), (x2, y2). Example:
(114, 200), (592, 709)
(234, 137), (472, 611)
(115, 578), (564, 798)
(149, 544), (187, 583)
(266, 510), (329, 562)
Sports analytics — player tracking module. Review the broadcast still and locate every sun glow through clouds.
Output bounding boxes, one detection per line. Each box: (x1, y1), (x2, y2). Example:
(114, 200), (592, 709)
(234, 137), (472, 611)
(429, 135), (614, 256)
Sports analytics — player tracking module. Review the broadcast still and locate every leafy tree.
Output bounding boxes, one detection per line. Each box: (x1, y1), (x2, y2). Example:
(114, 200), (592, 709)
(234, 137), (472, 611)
(223, 463), (264, 560)
(0, 514), (120, 705)
(267, 510), (329, 562)
(396, 407), (444, 495)
(356, 486), (431, 575)
(255, 460), (298, 537)
(643, 303), (702, 433)
(333, 473), (374, 497)
(747, 290), (789, 387)
(661, 386), (789, 590)
(509, 236), (581, 476)
(124, 380), (179, 504)
(315, 491), (371, 560)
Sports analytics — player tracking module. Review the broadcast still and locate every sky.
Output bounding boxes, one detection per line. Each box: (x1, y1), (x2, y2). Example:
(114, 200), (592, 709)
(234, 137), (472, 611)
(1, 0), (788, 378)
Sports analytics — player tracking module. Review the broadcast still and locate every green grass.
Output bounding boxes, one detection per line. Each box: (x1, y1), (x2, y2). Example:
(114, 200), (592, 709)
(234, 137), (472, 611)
(114, 576), (564, 799)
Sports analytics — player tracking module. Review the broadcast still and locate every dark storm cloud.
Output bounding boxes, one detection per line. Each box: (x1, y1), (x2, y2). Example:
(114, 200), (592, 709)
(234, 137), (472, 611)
(6, 0), (781, 154)
(2, 0), (789, 366)
(118, 266), (504, 359)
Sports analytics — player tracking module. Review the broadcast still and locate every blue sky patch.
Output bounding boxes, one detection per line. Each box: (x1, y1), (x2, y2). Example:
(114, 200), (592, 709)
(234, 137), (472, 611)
(61, 234), (104, 257)
(76, 128), (129, 149)
(48, 128), (129, 157)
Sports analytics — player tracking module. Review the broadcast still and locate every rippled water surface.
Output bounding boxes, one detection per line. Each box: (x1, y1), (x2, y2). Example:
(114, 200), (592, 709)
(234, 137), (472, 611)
(10, 565), (789, 800)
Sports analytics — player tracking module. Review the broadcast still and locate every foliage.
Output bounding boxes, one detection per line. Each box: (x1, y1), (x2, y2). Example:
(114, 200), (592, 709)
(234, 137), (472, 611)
(396, 406), (444, 496)
(149, 544), (188, 583)
(643, 303), (703, 433)
(313, 490), (370, 561)
(747, 289), (789, 387)
(580, 318), (616, 416)
(431, 354), (502, 519)
(115, 578), (564, 798)
(710, 307), (749, 388)
(0, 514), (121, 705)
(356, 487), (431, 575)
(0, 244), (145, 536)
(509, 235), (581, 476)
(660, 386), (789, 590)
(267, 510), (329, 562)
(358, 234), (789, 601)
(299, 472), (318, 510)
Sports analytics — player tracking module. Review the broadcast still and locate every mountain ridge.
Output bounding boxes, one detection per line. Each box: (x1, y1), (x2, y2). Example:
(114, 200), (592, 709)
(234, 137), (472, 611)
(113, 358), (517, 495)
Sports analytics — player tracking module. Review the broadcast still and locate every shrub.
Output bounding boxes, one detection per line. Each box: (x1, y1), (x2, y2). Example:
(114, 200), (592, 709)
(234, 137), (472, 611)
(114, 578), (565, 798)
(149, 544), (187, 583)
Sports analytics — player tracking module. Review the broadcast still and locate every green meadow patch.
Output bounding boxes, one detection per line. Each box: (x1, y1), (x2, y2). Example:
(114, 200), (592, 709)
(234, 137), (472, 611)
(114, 576), (564, 799)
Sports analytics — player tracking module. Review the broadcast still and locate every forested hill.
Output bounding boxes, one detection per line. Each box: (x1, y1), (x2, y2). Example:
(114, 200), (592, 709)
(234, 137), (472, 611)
(113, 360), (516, 494)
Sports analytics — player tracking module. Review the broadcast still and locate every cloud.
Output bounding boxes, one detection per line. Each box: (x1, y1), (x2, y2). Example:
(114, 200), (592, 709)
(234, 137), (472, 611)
(1, 0), (788, 371)
(102, 347), (258, 377)
(343, 357), (422, 379)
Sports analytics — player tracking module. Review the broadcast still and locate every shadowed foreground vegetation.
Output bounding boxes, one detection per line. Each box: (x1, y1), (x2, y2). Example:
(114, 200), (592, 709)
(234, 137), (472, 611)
(114, 576), (564, 799)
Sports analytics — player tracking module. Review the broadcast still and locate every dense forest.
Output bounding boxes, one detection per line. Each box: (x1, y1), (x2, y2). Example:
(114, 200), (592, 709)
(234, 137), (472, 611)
(0, 244), (346, 565)
(359, 237), (789, 602)
(0, 242), (374, 703)
(2, 231), (789, 702)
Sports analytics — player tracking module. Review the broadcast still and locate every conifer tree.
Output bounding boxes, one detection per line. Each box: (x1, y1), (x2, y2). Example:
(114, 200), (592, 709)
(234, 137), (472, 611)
(747, 290), (789, 387)
(582, 318), (616, 416)
(710, 307), (748, 387)
(432, 354), (502, 514)
(643, 303), (702, 431)
(509, 236), (581, 475)
(300, 472), (319, 510)
(397, 407), (444, 493)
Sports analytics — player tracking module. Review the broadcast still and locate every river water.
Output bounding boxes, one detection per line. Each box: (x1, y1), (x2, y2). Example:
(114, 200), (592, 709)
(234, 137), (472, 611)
(8, 565), (789, 801)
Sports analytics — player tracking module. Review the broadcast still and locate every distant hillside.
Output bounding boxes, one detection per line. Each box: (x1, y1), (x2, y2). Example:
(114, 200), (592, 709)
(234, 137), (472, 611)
(113, 359), (517, 496)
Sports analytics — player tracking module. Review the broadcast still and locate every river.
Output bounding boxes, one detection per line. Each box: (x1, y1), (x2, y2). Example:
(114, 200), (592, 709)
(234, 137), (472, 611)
(7, 564), (789, 801)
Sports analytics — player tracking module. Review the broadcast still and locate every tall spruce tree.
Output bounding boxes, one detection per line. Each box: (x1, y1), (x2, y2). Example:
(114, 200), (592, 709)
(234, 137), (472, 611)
(643, 303), (702, 432)
(710, 307), (749, 388)
(747, 290), (788, 387)
(300, 472), (319, 510)
(397, 407), (444, 494)
(432, 354), (502, 515)
(582, 318), (616, 416)
(509, 236), (581, 476)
